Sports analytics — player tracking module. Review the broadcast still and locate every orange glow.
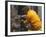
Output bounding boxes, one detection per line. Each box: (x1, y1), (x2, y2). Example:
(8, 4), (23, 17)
(26, 9), (41, 30)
